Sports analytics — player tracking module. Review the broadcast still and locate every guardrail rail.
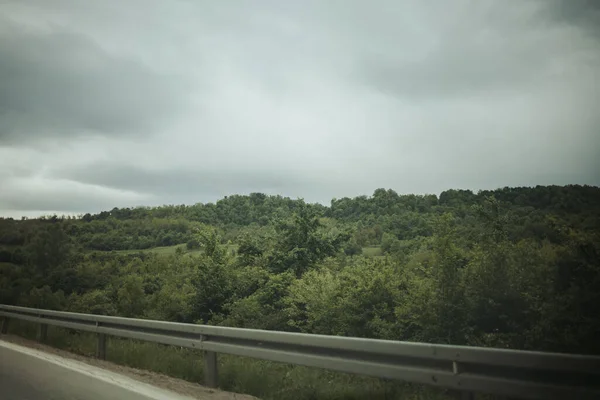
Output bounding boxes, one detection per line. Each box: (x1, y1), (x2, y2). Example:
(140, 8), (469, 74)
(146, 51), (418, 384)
(1, 304), (599, 399)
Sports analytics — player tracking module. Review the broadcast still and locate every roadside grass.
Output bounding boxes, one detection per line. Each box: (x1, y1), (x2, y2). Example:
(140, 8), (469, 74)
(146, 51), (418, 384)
(6, 319), (453, 400)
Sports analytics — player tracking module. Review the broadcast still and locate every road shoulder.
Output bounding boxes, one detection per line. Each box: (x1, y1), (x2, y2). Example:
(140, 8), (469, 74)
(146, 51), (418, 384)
(0, 334), (258, 400)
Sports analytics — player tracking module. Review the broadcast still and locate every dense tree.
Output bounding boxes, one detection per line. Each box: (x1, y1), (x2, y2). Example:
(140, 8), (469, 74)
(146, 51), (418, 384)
(219, 272), (295, 330)
(1, 184), (599, 357)
(268, 204), (350, 277)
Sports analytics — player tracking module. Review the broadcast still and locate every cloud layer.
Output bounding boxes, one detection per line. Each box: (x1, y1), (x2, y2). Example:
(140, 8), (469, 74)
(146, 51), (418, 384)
(1, 0), (599, 217)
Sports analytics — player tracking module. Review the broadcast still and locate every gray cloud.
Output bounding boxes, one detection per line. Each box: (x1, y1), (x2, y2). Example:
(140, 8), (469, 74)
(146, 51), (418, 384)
(0, 18), (188, 144)
(357, 0), (600, 99)
(0, 175), (151, 214)
(542, 0), (600, 37)
(51, 163), (307, 204)
(0, 0), (599, 216)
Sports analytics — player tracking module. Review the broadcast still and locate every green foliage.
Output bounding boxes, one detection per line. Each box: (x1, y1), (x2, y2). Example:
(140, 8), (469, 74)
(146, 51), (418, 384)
(268, 204), (350, 277)
(428, 214), (469, 343)
(116, 275), (147, 317)
(189, 228), (234, 323)
(2, 185), (600, 399)
(220, 271), (295, 330)
(0, 262), (30, 304)
(286, 258), (407, 338)
(194, 225), (227, 263)
(25, 224), (73, 275)
(19, 285), (66, 310)
(146, 257), (197, 323)
(186, 238), (200, 250)
(343, 237), (363, 256)
(68, 289), (117, 315)
(237, 234), (265, 266)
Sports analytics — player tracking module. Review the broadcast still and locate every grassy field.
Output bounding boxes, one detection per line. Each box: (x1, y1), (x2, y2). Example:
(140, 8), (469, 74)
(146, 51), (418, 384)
(6, 320), (453, 400)
(362, 246), (384, 257)
(104, 244), (238, 257)
(110, 244), (197, 256)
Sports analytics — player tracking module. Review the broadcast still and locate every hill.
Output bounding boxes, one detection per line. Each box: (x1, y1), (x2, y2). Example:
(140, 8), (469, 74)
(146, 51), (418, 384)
(1, 184), (599, 354)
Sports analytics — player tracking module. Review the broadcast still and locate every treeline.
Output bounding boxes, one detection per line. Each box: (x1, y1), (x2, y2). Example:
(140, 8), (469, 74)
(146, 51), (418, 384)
(0, 184), (599, 357)
(4, 185), (598, 253)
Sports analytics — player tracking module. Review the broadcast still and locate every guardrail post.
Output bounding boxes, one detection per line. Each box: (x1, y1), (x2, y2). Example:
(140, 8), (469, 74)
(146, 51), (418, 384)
(0, 317), (8, 334)
(37, 323), (48, 343)
(203, 350), (218, 388)
(452, 360), (474, 400)
(96, 333), (107, 360)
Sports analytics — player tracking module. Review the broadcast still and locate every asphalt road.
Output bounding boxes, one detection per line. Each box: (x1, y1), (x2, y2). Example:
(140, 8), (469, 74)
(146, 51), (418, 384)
(0, 340), (196, 400)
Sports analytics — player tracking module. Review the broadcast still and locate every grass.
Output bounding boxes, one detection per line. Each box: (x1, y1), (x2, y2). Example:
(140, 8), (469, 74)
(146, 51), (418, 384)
(109, 244), (195, 256)
(362, 246), (384, 257)
(5, 319), (456, 400)
(103, 243), (238, 257)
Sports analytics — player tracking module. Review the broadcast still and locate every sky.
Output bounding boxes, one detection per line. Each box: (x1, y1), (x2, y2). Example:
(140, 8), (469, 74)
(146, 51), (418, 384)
(1, 0), (599, 217)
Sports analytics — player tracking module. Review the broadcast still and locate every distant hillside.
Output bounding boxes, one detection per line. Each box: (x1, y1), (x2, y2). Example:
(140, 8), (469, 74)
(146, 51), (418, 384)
(1, 184), (599, 358)
(3, 184), (598, 253)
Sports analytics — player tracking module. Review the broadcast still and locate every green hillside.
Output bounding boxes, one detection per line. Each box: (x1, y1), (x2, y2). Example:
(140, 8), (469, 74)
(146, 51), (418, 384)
(1, 184), (599, 399)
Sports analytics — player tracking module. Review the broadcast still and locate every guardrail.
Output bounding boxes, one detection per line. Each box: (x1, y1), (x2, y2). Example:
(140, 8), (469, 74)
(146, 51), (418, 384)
(1, 304), (599, 400)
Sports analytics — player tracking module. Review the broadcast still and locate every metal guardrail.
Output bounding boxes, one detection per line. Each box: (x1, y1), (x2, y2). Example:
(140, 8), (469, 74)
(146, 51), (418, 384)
(1, 304), (599, 400)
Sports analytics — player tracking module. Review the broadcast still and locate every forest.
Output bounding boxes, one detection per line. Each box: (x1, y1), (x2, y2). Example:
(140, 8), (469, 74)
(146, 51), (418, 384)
(1, 184), (599, 362)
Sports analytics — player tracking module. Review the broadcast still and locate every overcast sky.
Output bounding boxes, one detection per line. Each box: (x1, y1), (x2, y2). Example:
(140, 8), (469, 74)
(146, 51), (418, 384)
(1, 0), (599, 217)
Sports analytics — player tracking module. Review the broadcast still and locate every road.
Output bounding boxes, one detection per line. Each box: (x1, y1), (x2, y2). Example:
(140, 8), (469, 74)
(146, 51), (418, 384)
(0, 340), (197, 400)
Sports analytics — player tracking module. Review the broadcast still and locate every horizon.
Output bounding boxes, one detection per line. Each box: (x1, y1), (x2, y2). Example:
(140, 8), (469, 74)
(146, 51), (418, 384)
(2, 183), (598, 220)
